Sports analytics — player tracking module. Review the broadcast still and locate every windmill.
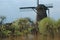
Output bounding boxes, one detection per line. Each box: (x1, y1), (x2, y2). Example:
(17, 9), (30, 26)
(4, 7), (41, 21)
(20, 0), (53, 22)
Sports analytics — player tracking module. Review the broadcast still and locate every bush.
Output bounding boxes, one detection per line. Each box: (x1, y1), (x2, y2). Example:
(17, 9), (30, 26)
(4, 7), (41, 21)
(14, 31), (23, 36)
(1, 30), (11, 37)
(0, 25), (11, 37)
(38, 17), (55, 34)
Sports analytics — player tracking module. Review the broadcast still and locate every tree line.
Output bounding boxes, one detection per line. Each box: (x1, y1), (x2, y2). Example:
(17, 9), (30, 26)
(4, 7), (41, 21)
(0, 16), (60, 39)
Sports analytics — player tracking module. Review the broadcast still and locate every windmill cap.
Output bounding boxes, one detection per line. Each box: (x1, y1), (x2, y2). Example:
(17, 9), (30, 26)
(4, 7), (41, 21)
(36, 4), (48, 10)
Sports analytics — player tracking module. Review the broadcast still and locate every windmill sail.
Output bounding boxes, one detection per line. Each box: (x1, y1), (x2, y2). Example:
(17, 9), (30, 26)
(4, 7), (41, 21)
(37, 0), (39, 6)
(45, 4), (53, 8)
(20, 7), (36, 9)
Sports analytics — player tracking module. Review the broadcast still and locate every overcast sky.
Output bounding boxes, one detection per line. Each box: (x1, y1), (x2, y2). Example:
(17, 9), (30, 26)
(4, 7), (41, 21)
(0, 0), (60, 23)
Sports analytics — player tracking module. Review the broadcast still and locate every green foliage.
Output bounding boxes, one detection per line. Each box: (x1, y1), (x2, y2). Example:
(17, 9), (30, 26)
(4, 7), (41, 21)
(1, 25), (6, 31)
(56, 19), (60, 27)
(23, 30), (28, 34)
(14, 31), (23, 36)
(12, 18), (30, 29)
(1, 30), (11, 36)
(38, 17), (55, 34)
(0, 25), (11, 37)
(11, 24), (19, 30)
(10, 18), (34, 35)
(28, 27), (33, 32)
(1, 17), (60, 37)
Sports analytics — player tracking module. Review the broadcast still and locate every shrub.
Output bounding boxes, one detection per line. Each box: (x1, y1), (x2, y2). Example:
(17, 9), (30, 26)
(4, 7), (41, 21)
(38, 17), (55, 34)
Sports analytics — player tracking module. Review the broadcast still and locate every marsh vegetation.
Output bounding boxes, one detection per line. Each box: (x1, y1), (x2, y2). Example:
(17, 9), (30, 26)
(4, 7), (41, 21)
(0, 17), (60, 40)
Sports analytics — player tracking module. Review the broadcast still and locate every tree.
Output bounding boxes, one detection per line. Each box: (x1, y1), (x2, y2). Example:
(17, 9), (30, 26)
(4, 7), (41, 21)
(56, 19), (60, 34)
(0, 25), (11, 37)
(11, 18), (34, 36)
(38, 17), (55, 40)
(0, 16), (6, 25)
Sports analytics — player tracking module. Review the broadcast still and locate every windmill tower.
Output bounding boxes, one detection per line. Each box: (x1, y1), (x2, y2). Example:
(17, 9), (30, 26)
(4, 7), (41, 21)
(20, 0), (53, 22)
